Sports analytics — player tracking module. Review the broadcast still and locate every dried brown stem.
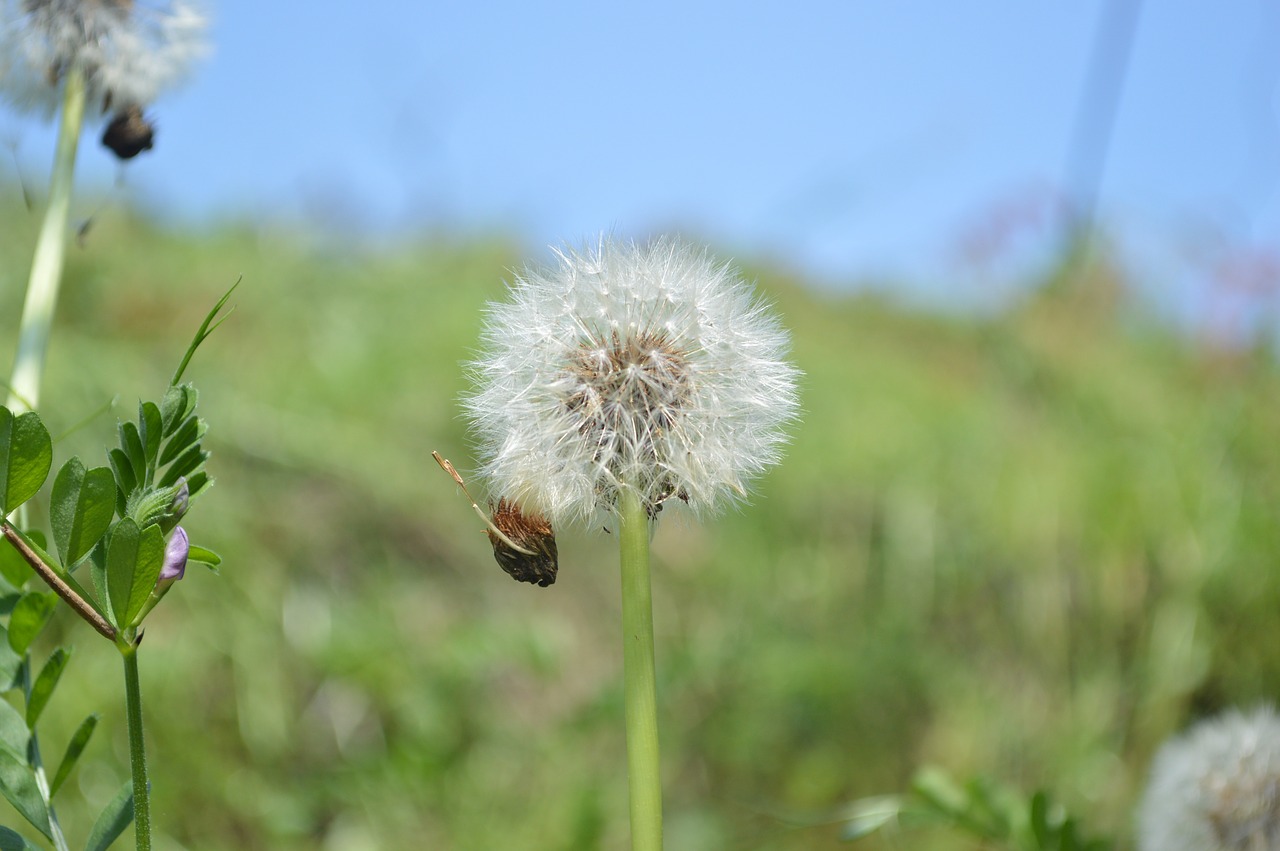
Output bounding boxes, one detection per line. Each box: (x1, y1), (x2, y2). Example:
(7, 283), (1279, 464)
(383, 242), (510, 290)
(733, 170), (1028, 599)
(1, 523), (115, 641)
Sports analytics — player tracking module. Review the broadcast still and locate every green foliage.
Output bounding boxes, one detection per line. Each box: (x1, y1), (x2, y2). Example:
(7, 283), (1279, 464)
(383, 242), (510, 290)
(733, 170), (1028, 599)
(26, 647), (71, 728)
(50, 715), (97, 798)
(840, 768), (1112, 850)
(104, 519), (164, 629)
(0, 826), (41, 850)
(83, 783), (133, 851)
(2, 208), (1279, 848)
(6, 595), (56, 656)
(50, 459), (115, 570)
(0, 410), (51, 516)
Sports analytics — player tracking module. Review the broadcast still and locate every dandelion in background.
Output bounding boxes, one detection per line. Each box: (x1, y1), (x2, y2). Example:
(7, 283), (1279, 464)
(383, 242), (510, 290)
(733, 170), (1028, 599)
(0, 0), (207, 118)
(464, 235), (799, 849)
(1138, 706), (1280, 851)
(1, 0), (209, 415)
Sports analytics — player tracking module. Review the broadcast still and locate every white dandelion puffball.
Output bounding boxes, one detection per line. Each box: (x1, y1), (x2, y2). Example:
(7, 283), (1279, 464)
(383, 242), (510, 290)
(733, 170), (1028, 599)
(0, 0), (208, 116)
(466, 236), (800, 526)
(1137, 706), (1280, 851)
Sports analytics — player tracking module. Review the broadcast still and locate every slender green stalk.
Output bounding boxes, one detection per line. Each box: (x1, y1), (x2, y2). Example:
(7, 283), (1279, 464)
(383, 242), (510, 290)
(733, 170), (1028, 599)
(119, 640), (151, 851)
(618, 488), (662, 850)
(6, 66), (87, 414)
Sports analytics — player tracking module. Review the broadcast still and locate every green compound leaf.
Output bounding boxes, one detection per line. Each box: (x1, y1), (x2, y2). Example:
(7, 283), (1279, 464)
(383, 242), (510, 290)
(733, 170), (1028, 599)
(0, 701), (29, 758)
(0, 541), (33, 590)
(0, 409), (52, 516)
(185, 471), (211, 503)
(138, 402), (162, 471)
(50, 714), (98, 798)
(188, 545), (222, 570)
(105, 520), (164, 628)
(25, 647), (70, 729)
(117, 422), (146, 490)
(0, 825), (42, 850)
(6, 593), (57, 656)
(51, 459), (116, 570)
(159, 384), (197, 438)
(0, 628), (22, 691)
(84, 780), (133, 851)
(106, 448), (134, 513)
(158, 443), (209, 488)
(0, 749), (49, 840)
(158, 414), (205, 467)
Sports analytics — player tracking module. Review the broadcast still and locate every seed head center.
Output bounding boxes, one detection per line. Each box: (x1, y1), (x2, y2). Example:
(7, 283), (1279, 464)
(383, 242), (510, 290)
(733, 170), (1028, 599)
(566, 330), (691, 467)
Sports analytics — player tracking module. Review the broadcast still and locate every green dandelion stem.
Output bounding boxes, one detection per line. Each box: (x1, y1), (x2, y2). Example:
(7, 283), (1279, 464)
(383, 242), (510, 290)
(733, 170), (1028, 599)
(6, 65), (86, 414)
(619, 488), (663, 850)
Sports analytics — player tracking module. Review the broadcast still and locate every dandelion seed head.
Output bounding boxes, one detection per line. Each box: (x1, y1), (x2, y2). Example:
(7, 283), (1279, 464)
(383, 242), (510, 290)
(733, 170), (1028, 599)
(466, 236), (800, 526)
(0, 0), (208, 117)
(1137, 706), (1280, 851)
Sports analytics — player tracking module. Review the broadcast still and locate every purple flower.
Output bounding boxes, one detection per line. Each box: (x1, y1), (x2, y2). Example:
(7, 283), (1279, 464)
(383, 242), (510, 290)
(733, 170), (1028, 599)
(159, 526), (189, 583)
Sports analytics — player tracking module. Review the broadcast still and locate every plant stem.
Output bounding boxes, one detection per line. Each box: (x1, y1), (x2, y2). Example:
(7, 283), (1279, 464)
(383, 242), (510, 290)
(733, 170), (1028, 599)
(6, 65), (86, 414)
(119, 639), (151, 851)
(618, 488), (663, 850)
(0, 524), (116, 640)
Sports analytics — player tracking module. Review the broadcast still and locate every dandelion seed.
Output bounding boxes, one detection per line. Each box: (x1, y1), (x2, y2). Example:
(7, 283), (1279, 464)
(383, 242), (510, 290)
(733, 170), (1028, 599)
(1137, 706), (1280, 851)
(0, 0), (208, 117)
(466, 236), (800, 526)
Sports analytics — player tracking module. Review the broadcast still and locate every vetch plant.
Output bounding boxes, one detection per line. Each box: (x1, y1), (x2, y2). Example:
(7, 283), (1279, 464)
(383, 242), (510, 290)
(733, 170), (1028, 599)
(1, 4), (211, 847)
(462, 236), (800, 849)
(1137, 706), (1280, 851)
(0, 290), (230, 850)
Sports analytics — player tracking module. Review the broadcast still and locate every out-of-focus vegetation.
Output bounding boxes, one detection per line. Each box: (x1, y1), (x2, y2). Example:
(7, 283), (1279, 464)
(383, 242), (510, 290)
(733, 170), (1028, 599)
(2, 197), (1278, 850)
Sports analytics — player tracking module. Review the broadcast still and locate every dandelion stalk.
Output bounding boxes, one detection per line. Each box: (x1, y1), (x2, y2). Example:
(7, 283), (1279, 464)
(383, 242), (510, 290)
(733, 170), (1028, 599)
(6, 64), (85, 414)
(618, 489), (662, 850)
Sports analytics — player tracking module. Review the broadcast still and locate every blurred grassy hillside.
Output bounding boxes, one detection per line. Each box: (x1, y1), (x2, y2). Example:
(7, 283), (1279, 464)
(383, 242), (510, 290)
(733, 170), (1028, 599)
(2, 200), (1279, 850)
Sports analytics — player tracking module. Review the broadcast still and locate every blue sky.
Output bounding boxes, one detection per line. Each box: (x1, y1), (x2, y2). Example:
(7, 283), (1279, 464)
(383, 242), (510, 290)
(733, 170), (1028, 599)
(6, 1), (1280, 312)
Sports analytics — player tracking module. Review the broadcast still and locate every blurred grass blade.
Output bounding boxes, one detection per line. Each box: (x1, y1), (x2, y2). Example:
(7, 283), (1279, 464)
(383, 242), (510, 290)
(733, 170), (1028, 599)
(50, 714), (97, 797)
(84, 780), (133, 851)
(0, 409), (52, 515)
(25, 647), (70, 729)
(171, 278), (239, 386)
(839, 795), (906, 841)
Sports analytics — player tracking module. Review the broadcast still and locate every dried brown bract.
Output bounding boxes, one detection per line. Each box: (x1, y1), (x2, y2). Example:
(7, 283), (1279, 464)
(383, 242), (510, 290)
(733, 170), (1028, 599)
(433, 451), (559, 587)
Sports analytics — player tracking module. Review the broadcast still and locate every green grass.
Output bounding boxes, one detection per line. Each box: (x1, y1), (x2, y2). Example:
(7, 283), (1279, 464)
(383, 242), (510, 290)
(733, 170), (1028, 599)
(2, 198), (1279, 850)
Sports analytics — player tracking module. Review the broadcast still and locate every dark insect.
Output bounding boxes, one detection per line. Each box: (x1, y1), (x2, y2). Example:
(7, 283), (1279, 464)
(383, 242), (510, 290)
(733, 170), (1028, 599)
(432, 452), (559, 587)
(101, 106), (155, 160)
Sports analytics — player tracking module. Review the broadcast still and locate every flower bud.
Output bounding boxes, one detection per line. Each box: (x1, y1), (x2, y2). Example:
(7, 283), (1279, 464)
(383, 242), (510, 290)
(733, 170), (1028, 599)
(168, 477), (189, 522)
(157, 526), (189, 585)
